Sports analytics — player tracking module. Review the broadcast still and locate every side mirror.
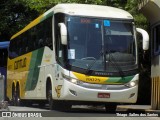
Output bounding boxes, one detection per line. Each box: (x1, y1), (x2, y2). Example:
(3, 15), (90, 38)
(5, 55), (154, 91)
(58, 23), (67, 45)
(136, 28), (149, 51)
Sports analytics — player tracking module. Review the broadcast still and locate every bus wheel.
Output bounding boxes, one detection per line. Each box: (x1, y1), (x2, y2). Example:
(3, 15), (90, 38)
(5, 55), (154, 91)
(47, 84), (55, 110)
(12, 86), (16, 106)
(46, 85), (71, 111)
(16, 87), (23, 106)
(105, 103), (117, 113)
(12, 86), (23, 106)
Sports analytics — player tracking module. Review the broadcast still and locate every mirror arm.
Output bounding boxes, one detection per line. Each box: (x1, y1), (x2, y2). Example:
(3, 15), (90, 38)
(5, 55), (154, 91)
(136, 28), (149, 51)
(58, 23), (67, 45)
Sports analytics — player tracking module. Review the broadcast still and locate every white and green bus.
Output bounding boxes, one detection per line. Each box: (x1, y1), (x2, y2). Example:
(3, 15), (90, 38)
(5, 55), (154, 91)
(7, 4), (149, 111)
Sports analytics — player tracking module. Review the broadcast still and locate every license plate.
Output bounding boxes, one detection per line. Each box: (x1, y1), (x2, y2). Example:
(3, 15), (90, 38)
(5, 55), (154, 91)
(98, 93), (110, 98)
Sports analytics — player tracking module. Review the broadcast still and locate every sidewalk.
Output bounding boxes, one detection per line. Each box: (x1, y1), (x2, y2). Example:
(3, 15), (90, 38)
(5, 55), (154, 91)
(117, 105), (160, 113)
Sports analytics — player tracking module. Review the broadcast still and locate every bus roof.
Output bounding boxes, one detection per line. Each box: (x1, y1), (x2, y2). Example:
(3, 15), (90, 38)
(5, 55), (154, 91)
(53, 4), (133, 19)
(11, 4), (133, 40)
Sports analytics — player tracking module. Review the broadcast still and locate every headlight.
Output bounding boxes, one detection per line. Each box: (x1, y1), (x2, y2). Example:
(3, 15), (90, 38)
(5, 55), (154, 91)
(125, 80), (138, 88)
(70, 79), (79, 84)
(62, 73), (81, 85)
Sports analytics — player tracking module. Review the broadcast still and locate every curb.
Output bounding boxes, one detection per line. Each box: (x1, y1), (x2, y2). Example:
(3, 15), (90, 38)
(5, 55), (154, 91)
(117, 105), (160, 113)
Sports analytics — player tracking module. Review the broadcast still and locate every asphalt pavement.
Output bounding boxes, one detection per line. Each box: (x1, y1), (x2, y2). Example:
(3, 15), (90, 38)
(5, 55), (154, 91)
(0, 105), (159, 120)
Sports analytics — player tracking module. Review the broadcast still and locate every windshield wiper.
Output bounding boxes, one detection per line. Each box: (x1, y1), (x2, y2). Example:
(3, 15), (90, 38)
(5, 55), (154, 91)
(85, 50), (103, 75)
(105, 49), (125, 79)
(85, 49), (125, 80)
(85, 60), (97, 75)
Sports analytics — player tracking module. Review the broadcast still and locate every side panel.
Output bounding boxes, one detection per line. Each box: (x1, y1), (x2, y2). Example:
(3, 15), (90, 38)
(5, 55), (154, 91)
(24, 48), (44, 99)
(7, 52), (32, 99)
(7, 12), (54, 100)
(25, 47), (55, 99)
(7, 48), (51, 99)
(25, 48), (44, 91)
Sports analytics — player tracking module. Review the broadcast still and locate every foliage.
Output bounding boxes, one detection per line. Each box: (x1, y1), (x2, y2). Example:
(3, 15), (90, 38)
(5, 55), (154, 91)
(0, 0), (149, 40)
(0, 0), (38, 40)
(20, 0), (149, 28)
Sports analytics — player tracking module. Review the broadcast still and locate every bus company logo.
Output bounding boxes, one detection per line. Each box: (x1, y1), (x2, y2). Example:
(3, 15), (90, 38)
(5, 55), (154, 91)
(2, 112), (42, 117)
(44, 54), (52, 62)
(2, 112), (11, 117)
(55, 85), (62, 98)
(14, 58), (27, 70)
(95, 72), (113, 76)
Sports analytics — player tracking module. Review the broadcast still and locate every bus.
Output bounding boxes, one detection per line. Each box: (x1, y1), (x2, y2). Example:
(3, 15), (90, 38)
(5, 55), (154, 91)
(139, 0), (160, 110)
(7, 4), (149, 111)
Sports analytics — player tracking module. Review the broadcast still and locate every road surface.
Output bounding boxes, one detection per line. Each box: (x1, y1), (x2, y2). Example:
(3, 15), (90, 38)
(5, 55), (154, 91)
(0, 105), (159, 120)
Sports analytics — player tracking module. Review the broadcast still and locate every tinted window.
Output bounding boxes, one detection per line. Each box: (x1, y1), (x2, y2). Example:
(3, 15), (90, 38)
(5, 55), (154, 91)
(9, 17), (53, 59)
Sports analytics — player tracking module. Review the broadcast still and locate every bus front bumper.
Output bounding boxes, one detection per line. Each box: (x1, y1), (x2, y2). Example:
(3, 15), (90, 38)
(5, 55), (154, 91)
(57, 80), (138, 103)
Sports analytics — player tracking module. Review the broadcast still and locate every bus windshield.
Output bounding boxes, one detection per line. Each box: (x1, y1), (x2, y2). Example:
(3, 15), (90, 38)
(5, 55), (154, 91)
(67, 16), (137, 73)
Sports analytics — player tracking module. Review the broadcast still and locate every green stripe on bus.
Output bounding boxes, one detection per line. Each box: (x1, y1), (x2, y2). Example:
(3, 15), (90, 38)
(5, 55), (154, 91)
(25, 48), (44, 91)
(106, 76), (134, 84)
(41, 12), (53, 22)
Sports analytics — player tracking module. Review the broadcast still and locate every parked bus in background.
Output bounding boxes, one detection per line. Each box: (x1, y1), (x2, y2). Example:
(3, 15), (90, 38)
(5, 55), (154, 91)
(0, 41), (9, 100)
(7, 4), (149, 111)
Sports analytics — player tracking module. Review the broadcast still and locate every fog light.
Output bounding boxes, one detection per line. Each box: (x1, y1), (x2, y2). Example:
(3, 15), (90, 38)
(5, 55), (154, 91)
(69, 89), (77, 96)
(129, 93), (135, 98)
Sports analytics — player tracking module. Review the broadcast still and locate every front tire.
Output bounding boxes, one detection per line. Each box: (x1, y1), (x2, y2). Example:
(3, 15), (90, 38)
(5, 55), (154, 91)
(46, 83), (71, 111)
(47, 84), (54, 110)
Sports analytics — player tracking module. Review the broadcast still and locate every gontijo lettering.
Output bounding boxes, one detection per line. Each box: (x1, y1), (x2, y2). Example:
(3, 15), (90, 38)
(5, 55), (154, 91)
(14, 58), (27, 70)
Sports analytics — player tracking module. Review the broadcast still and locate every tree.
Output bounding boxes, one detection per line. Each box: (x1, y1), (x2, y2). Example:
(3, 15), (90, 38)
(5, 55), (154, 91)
(0, 0), (149, 41)
(0, 0), (38, 41)
(19, 0), (103, 13)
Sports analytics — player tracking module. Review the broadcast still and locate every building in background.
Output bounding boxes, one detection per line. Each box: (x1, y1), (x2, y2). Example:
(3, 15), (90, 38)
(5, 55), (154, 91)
(139, 0), (160, 110)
